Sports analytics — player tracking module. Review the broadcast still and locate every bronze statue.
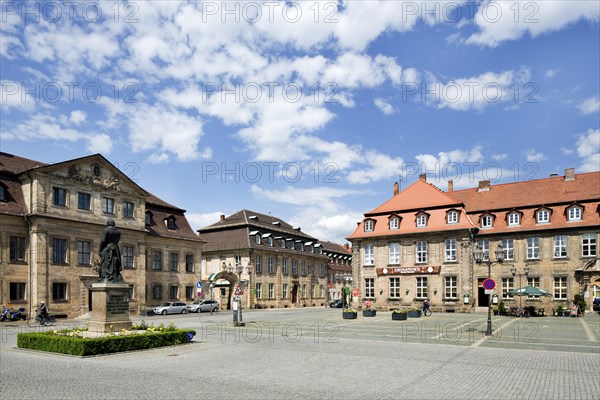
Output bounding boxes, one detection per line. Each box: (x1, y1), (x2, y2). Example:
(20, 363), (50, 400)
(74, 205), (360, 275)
(98, 219), (124, 283)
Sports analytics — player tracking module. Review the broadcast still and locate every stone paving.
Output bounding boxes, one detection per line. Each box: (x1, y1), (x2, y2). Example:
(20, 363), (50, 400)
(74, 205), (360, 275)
(1, 308), (598, 399)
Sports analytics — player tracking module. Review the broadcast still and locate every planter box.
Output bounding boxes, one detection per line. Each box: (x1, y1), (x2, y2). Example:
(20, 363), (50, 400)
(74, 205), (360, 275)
(407, 311), (421, 318)
(342, 312), (357, 319)
(392, 312), (407, 321)
(363, 310), (376, 317)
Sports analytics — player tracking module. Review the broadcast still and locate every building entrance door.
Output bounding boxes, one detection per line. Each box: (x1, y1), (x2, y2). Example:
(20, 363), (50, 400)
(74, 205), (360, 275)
(478, 278), (490, 307)
(291, 284), (298, 304)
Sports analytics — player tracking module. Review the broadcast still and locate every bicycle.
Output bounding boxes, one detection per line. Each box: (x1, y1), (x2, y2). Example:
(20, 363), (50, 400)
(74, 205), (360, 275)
(28, 314), (55, 327)
(421, 306), (432, 316)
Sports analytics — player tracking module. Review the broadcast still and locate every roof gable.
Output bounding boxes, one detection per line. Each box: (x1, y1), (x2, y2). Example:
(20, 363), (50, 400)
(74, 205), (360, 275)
(367, 180), (462, 215)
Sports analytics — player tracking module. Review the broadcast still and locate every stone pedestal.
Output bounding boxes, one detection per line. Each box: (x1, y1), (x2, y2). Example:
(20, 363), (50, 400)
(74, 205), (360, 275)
(89, 283), (132, 333)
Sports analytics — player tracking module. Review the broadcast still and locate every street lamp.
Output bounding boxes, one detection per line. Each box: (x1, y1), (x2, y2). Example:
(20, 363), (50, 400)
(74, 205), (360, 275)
(510, 265), (530, 309)
(473, 241), (505, 336)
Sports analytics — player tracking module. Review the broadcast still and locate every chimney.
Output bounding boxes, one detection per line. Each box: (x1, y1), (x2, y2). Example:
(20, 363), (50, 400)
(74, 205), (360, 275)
(393, 182), (399, 195)
(564, 168), (575, 181)
(478, 180), (490, 192)
(220, 214), (225, 221)
(419, 174), (426, 182)
(447, 180), (454, 192)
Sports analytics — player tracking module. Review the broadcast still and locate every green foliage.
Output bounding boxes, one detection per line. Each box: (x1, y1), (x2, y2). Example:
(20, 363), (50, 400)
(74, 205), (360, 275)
(498, 301), (506, 312)
(343, 308), (357, 313)
(392, 309), (407, 313)
(17, 329), (196, 356)
(573, 294), (587, 313)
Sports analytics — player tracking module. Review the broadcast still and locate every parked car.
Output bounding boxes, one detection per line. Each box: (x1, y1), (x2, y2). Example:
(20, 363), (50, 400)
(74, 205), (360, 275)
(152, 302), (188, 315)
(593, 298), (600, 313)
(330, 299), (344, 308)
(187, 300), (219, 313)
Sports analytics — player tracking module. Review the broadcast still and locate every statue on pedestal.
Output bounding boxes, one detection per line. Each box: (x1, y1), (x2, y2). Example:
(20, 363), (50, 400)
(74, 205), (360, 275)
(98, 219), (124, 283)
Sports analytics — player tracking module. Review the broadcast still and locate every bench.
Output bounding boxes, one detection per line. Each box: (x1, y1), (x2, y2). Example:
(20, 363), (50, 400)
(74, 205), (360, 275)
(537, 308), (545, 316)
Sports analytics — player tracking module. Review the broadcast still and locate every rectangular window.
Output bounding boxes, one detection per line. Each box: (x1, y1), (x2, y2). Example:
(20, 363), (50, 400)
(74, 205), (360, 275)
(292, 259), (298, 275)
(256, 283), (262, 299)
(282, 283), (288, 299)
(123, 201), (134, 218)
(255, 255), (262, 273)
(53, 187), (67, 206)
(311, 285), (316, 298)
(152, 251), (162, 270)
(169, 253), (179, 271)
(389, 217), (399, 230)
(527, 237), (540, 260)
(301, 284), (306, 298)
(152, 285), (163, 300)
(52, 282), (67, 301)
(554, 277), (567, 300)
(447, 211), (458, 224)
(169, 285), (178, 299)
(537, 210), (549, 223)
(481, 215), (492, 228)
(102, 197), (115, 214)
(185, 286), (194, 300)
(365, 278), (375, 298)
(77, 241), (91, 265)
(444, 239), (457, 262)
(77, 192), (91, 210)
(268, 256), (275, 273)
(568, 207), (581, 221)
(52, 238), (67, 264)
(415, 241), (427, 264)
(502, 278), (514, 299)
(416, 277), (428, 298)
(444, 276), (457, 299)
(389, 277), (400, 298)
(527, 277), (540, 299)
(122, 246), (134, 268)
(9, 236), (26, 262)
(364, 220), (373, 232)
(269, 283), (275, 299)
(282, 258), (288, 275)
(320, 263), (325, 278)
(388, 242), (400, 264)
(416, 214), (427, 227)
(301, 261), (307, 276)
(364, 244), (374, 265)
(502, 239), (514, 261)
(553, 235), (568, 258)
(477, 240), (490, 261)
(185, 254), (194, 272)
(582, 233), (597, 257)
(128, 284), (135, 301)
(508, 213), (520, 226)
(9, 282), (26, 301)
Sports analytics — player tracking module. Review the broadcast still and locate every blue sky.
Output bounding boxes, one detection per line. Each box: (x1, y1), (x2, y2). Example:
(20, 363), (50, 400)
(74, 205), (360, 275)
(1, 1), (599, 242)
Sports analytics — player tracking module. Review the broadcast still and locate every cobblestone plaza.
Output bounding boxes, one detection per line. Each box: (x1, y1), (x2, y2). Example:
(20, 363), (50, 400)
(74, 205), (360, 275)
(1, 308), (599, 399)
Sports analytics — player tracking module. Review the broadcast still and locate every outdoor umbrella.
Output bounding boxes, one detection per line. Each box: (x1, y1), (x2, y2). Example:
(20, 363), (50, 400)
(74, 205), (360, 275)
(506, 285), (552, 297)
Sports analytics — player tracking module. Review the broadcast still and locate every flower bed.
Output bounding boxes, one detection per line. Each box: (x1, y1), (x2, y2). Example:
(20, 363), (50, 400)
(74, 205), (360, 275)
(17, 322), (195, 356)
(392, 310), (407, 320)
(342, 309), (358, 319)
(363, 309), (376, 317)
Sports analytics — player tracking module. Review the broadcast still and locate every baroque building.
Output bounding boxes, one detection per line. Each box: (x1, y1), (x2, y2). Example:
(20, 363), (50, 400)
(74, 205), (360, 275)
(347, 170), (600, 313)
(198, 210), (329, 309)
(321, 241), (352, 303)
(0, 152), (202, 318)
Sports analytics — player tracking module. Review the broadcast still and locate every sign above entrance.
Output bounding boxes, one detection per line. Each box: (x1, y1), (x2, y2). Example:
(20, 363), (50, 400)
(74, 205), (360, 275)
(377, 266), (441, 276)
(234, 285), (244, 295)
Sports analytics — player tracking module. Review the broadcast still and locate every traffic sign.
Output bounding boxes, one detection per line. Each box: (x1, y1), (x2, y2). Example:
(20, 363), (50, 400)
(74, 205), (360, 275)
(234, 285), (243, 295)
(196, 281), (203, 289)
(483, 279), (496, 290)
(234, 295), (242, 301)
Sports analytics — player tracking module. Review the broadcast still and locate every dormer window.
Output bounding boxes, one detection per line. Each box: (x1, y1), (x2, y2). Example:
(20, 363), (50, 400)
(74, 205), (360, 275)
(447, 210), (459, 224)
(389, 217), (399, 230)
(537, 209), (550, 224)
(279, 238), (286, 248)
(364, 219), (374, 232)
(507, 212), (520, 226)
(145, 211), (153, 225)
(567, 207), (582, 221)
(255, 233), (261, 245)
(267, 236), (273, 246)
(416, 213), (427, 227)
(0, 185), (6, 202)
(288, 240), (294, 250)
(166, 216), (176, 230)
(296, 241), (304, 251)
(481, 215), (493, 228)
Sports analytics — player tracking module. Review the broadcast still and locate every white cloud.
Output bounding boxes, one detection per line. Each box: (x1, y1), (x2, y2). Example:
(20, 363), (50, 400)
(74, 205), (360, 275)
(467, 1), (600, 47)
(560, 147), (574, 155)
(577, 97), (600, 115)
(492, 153), (508, 161)
(374, 98), (395, 115)
(576, 129), (600, 172)
(187, 211), (226, 231)
(525, 149), (547, 163)
(347, 151), (405, 185)
(545, 68), (560, 78)
(86, 134), (113, 154)
(69, 110), (87, 125)
(1, 81), (35, 111)
(415, 146), (484, 172)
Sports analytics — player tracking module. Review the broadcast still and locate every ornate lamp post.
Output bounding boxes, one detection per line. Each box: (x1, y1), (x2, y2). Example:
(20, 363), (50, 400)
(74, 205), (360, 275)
(511, 265), (530, 309)
(473, 241), (505, 336)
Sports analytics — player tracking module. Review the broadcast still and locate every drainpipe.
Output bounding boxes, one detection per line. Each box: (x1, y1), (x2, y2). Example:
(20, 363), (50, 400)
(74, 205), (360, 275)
(25, 171), (34, 317)
(469, 228), (476, 312)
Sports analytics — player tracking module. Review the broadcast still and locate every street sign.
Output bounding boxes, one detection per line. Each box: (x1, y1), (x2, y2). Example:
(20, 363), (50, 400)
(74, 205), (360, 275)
(197, 291), (202, 297)
(196, 281), (203, 289)
(234, 285), (243, 295)
(485, 289), (494, 295)
(234, 295), (242, 301)
(483, 279), (496, 290)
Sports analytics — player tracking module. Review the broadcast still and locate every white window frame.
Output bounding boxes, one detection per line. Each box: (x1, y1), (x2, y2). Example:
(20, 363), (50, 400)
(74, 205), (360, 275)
(416, 214), (427, 227)
(444, 239), (457, 262)
(553, 277), (567, 300)
(364, 278), (375, 298)
(481, 215), (493, 228)
(568, 207), (581, 221)
(364, 244), (374, 265)
(416, 277), (428, 299)
(526, 237), (540, 260)
(388, 242), (400, 265)
(582, 233), (597, 257)
(508, 213), (520, 226)
(268, 256), (275, 273)
(444, 276), (457, 299)
(389, 277), (400, 299)
(102, 197), (115, 214)
(527, 277), (540, 299)
(447, 210), (458, 224)
(537, 210), (549, 223)
(553, 235), (568, 259)
(282, 283), (288, 299)
(477, 240), (490, 261)
(502, 239), (514, 261)
(364, 220), (374, 232)
(255, 283), (262, 299)
(268, 283), (275, 299)
(502, 278), (514, 299)
(416, 241), (428, 264)
(389, 217), (399, 230)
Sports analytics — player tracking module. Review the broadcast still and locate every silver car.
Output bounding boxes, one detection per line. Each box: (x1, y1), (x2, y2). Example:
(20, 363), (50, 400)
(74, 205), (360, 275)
(187, 300), (219, 313)
(153, 302), (188, 315)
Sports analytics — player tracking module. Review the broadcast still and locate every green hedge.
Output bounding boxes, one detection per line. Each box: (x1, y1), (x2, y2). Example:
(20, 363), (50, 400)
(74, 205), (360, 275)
(17, 329), (196, 356)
